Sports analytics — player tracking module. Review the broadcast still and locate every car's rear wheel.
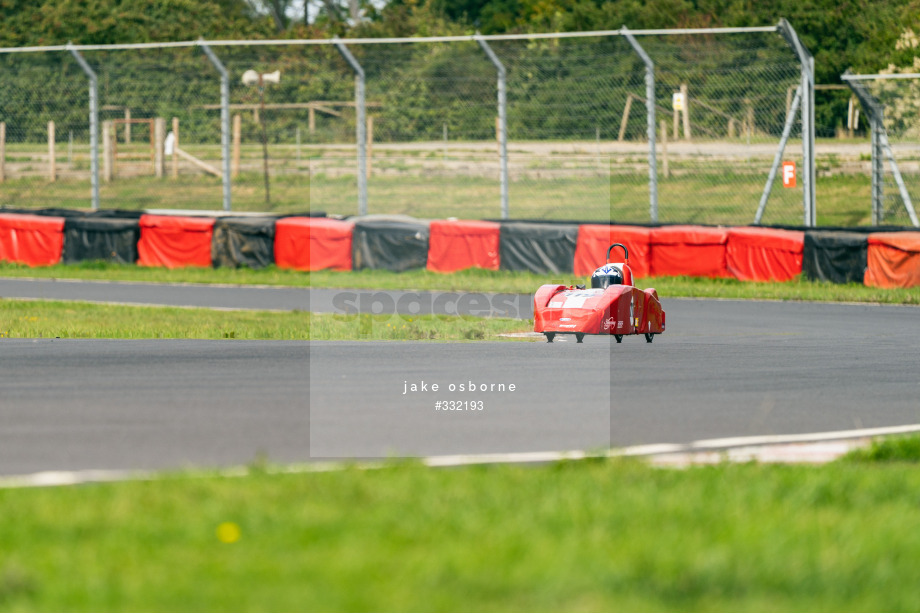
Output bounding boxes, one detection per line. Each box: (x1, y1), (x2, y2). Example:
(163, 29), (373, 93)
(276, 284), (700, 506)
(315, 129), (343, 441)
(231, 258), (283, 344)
(545, 332), (555, 343)
(576, 333), (585, 343)
(645, 333), (654, 343)
(614, 335), (623, 343)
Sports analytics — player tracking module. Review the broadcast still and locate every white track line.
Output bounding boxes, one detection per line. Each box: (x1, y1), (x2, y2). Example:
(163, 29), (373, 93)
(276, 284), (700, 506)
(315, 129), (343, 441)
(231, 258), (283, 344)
(3, 424), (920, 489)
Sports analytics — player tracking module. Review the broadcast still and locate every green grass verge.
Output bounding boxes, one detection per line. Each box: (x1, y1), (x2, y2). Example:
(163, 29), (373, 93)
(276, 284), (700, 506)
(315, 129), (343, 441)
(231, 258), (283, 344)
(3, 261), (920, 305)
(0, 299), (530, 341)
(3, 457), (920, 610)
(843, 435), (920, 463)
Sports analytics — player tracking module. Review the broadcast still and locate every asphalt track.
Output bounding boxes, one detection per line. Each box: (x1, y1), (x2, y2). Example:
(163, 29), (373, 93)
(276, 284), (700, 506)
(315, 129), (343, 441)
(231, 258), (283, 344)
(2, 277), (920, 474)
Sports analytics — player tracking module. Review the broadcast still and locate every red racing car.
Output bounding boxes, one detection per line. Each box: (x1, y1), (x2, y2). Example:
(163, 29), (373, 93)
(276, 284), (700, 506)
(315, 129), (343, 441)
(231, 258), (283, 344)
(534, 243), (665, 344)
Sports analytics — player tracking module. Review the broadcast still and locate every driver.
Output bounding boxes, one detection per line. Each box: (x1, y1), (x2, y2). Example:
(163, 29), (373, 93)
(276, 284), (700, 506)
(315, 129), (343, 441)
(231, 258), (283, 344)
(591, 265), (624, 289)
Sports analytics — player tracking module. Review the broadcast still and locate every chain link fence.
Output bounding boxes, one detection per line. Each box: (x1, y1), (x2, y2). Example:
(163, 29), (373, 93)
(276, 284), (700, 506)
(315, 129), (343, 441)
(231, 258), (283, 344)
(843, 73), (920, 227)
(0, 26), (816, 225)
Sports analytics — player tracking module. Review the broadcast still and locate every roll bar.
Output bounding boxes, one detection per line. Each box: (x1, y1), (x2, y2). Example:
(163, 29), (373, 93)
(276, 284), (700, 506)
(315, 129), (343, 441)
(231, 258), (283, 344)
(606, 243), (628, 262)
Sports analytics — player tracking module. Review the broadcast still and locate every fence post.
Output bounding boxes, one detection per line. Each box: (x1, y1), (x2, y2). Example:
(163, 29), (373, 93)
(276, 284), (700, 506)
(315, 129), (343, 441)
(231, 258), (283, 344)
(623, 27), (658, 223)
(680, 83), (691, 140)
(659, 119), (669, 179)
(154, 118), (165, 178)
(232, 114), (241, 178)
(476, 33), (509, 221)
(756, 87), (802, 224)
(334, 37), (367, 217)
(0, 122), (5, 183)
(778, 19), (816, 226)
(200, 42), (232, 211)
(102, 120), (113, 182)
(48, 121), (56, 181)
(172, 117), (179, 179)
(68, 44), (99, 210)
(843, 72), (919, 227)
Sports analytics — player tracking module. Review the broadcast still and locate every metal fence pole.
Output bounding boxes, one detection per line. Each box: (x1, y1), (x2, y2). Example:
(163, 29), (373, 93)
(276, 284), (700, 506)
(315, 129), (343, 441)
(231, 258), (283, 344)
(622, 27), (657, 223)
(778, 19), (816, 226)
(476, 34), (509, 220)
(755, 87), (802, 224)
(871, 115), (883, 225)
(843, 73), (919, 227)
(200, 42), (232, 211)
(67, 44), (99, 210)
(334, 37), (367, 217)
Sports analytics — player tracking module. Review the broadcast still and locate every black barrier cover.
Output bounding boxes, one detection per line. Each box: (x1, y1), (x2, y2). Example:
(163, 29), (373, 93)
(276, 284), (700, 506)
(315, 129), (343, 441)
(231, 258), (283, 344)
(352, 218), (430, 272)
(62, 217), (140, 264)
(499, 222), (578, 274)
(803, 231), (868, 284)
(0, 207), (144, 219)
(211, 217), (276, 269)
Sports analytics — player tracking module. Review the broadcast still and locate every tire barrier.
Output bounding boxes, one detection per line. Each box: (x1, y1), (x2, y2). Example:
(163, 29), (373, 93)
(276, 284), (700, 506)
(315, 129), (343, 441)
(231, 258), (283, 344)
(211, 217), (276, 270)
(1, 208), (919, 287)
(726, 227), (804, 282)
(352, 216), (430, 272)
(574, 225), (651, 278)
(0, 213), (65, 266)
(649, 225), (730, 278)
(63, 217), (140, 265)
(137, 214), (215, 268)
(802, 231), (868, 285)
(427, 220), (500, 273)
(500, 222), (578, 274)
(865, 232), (920, 289)
(274, 217), (354, 272)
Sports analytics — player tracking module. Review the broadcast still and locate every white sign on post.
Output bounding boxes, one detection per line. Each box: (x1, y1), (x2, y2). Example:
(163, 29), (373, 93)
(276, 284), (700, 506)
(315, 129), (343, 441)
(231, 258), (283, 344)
(672, 92), (685, 112)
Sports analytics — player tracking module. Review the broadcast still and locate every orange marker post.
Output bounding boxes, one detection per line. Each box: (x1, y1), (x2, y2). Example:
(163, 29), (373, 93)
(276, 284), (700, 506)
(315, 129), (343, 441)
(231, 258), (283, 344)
(782, 161), (796, 188)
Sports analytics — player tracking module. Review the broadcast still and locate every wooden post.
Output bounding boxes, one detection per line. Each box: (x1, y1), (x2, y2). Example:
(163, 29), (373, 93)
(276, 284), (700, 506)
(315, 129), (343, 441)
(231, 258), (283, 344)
(171, 117), (179, 179)
(125, 108), (131, 144)
(728, 118), (735, 139)
(847, 96), (855, 138)
(746, 100), (754, 139)
(366, 115), (373, 179)
(0, 122), (6, 183)
(232, 114), (241, 178)
(48, 121), (56, 182)
(154, 118), (165, 178)
(673, 105), (679, 140)
(102, 120), (113, 182)
(308, 105), (315, 134)
(660, 119), (669, 180)
(680, 83), (691, 140)
(618, 94), (633, 142)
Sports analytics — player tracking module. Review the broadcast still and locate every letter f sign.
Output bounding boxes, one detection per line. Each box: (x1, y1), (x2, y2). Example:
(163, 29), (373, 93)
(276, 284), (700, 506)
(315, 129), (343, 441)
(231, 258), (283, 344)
(782, 161), (796, 188)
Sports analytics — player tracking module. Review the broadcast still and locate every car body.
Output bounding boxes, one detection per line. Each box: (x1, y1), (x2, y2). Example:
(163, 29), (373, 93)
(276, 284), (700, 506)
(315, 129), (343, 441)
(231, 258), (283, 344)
(533, 244), (665, 343)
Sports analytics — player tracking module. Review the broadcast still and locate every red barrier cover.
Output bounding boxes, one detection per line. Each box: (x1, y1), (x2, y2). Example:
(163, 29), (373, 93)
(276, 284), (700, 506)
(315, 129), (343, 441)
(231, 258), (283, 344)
(427, 220), (500, 273)
(274, 217), (354, 271)
(726, 227), (804, 282)
(574, 225), (651, 278)
(137, 214), (215, 268)
(649, 225), (730, 278)
(865, 232), (920, 288)
(0, 213), (65, 266)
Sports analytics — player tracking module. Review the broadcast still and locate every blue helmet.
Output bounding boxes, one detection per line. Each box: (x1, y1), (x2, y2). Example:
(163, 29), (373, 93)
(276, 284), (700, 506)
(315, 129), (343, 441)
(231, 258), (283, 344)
(591, 264), (623, 289)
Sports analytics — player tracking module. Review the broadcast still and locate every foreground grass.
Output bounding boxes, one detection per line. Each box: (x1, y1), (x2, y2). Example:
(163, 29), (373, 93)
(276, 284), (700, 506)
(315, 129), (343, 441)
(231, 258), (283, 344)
(3, 261), (920, 305)
(0, 299), (530, 341)
(2, 452), (920, 611)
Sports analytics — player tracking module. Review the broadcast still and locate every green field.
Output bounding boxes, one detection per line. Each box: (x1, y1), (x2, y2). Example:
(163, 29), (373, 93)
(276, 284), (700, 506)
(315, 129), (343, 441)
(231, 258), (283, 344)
(2, 261), (919, 305)
(1, 439), (920, 611)
(0, 141), (887, 226)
